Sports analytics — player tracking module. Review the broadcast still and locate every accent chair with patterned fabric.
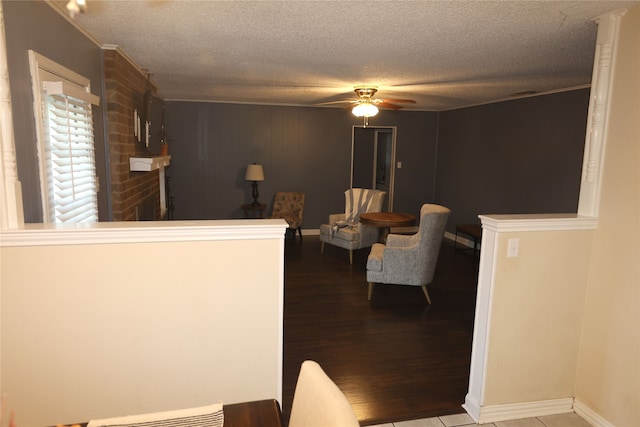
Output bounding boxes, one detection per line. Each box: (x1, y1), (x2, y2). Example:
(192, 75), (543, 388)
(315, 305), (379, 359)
(319, 188), (386, 264)
(366, 203), (450, 303)
(270, 191), (305, 239)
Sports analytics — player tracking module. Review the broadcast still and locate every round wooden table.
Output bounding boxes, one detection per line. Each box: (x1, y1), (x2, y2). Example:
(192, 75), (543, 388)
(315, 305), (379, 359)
(359, 212), (417, 242)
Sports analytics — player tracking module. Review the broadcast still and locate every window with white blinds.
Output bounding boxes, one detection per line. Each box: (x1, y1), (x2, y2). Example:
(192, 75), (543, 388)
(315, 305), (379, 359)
(29, 50), (101, 223)
(42, 93), (98, 223)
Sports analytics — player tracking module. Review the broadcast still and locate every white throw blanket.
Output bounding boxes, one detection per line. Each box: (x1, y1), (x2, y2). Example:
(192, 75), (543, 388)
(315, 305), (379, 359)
(331, 188), (376, 236)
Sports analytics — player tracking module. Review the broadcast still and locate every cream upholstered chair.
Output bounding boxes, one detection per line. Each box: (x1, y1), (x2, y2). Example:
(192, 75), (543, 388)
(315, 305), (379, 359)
(289, 360), (360, 427)
(319, 188), (386, 264)
(366, 204), (450, 303)
(270, 191), (305, 239)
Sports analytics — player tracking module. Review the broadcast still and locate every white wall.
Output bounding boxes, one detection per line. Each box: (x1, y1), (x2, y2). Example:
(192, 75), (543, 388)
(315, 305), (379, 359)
(574, 6), (640, 426)
(0, 220), (287, 426)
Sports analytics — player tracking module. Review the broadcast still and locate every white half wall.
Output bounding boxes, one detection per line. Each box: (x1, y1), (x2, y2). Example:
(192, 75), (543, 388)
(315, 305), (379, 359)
(0, 219), (287, 426)
(464, 214), (597, 424)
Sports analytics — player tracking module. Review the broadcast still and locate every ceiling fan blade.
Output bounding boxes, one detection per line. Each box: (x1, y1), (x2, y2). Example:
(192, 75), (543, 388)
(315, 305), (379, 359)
(380, 98), (416, 104)
(374, 98), (416, 104)
(315, 99), (357, 106)
(376, 101), (403, 110)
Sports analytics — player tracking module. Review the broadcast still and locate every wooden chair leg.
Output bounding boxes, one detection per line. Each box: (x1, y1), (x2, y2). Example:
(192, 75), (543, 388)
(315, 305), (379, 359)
(349, 250), (353, 265)
(297, 227), (302, 239)
(368, 283), (374, 300)
(320, 242), (324, 254)
(421, 285), (432, 304)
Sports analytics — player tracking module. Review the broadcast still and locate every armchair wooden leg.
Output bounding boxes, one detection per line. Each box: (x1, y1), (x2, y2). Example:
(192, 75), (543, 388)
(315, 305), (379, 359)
(297, 227), (302, 239)
(421, 285), (432, 304)
(368, 283), (374, 300)
(320, 242), (325, 254)
(349, 250), (353, 265)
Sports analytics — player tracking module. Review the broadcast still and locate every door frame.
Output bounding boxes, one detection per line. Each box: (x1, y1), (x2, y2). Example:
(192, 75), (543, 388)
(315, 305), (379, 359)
(350, 125), (397, 212)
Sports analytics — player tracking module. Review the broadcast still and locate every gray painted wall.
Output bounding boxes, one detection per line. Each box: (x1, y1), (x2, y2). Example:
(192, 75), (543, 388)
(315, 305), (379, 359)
(4, 0), (108, 222)
(164, 103), (439, 227)
(166, 91), (588, 231)
(435, 89), (590, 232)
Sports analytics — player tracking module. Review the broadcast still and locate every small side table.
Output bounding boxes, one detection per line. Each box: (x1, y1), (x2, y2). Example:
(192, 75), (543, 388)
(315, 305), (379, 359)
(242, 203), (266, 218)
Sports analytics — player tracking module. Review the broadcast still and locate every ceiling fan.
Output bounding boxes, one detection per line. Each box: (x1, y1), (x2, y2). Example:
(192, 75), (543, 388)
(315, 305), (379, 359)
(319, 86), (417, 118)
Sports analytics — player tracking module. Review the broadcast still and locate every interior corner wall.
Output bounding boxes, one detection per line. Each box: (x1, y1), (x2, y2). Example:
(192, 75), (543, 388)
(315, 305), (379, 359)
(574, 5), (640, 426)
(435, 89), (590, 232)
(2, 0), (107, 222)
(164, 103), (439, 227)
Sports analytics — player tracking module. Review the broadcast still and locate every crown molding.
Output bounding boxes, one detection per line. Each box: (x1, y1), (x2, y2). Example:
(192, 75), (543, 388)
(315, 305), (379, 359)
(44, 0), (102, 47)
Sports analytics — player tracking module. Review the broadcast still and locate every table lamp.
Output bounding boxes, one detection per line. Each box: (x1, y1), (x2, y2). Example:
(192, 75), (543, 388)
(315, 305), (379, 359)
(245, 163), (265, 207)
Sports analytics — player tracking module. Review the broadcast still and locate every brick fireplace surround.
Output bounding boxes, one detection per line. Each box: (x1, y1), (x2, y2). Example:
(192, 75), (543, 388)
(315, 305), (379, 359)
(103, 48), (162, 221)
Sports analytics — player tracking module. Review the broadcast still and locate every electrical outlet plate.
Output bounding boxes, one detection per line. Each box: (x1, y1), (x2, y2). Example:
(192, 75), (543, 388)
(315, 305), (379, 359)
(507, 238), (519, 258)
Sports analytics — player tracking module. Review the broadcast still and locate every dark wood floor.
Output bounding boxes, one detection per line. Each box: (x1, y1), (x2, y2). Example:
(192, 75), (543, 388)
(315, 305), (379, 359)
(282, 235), (479, 426)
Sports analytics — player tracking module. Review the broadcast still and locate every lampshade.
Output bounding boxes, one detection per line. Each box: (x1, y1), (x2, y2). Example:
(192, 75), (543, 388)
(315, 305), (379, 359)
(352, 102), (379, 118)
(245, 164), (265, 181)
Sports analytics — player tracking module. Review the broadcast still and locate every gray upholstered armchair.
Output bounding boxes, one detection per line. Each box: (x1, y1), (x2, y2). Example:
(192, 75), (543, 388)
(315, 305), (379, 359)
(270, 191), (305, 239)
(319, 188), (386, 264)
(366, 204), (450, 303)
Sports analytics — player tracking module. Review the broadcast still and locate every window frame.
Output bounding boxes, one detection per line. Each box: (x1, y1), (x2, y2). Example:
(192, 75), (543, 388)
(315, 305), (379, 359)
(28, 50), (100, 223)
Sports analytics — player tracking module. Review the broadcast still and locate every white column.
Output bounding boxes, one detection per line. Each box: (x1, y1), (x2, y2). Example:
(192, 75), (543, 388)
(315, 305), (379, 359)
(0, 2), (24, 229)
(578, 10), (626, 217)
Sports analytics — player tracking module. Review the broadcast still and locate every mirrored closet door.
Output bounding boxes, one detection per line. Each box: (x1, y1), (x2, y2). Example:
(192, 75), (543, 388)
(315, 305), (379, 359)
(351, 126), (397, 211)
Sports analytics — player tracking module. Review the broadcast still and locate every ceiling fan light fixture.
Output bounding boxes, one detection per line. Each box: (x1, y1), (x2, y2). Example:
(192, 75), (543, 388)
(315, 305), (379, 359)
(66, 0), (87, 17)
(352, 102), (379, 117)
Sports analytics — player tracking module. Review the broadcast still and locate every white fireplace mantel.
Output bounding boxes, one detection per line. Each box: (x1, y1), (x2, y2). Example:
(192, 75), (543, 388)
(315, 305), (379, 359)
(129, 155), (171, 217)
(129, 155), (171, 172)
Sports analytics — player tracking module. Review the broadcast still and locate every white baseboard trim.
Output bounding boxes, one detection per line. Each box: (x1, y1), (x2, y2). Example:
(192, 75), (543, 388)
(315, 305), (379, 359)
(444, 230), (476, 248)
(573, 399), (615, 427)
(302, 227), (417, 237)
(462, 394), (481, 423)
(463, 398), (574, 424)
(305, 228), (474, 244)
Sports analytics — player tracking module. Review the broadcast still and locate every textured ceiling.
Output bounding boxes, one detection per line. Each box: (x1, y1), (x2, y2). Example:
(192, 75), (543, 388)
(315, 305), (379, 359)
(61, 0), (638, 111)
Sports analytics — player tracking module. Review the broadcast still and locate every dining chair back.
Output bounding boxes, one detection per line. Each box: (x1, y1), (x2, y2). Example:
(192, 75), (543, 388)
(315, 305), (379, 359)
(288, 360), (360, 427)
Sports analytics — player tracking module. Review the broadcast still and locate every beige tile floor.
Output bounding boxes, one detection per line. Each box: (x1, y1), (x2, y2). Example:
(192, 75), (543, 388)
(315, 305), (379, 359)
(370, 412), (592, 427)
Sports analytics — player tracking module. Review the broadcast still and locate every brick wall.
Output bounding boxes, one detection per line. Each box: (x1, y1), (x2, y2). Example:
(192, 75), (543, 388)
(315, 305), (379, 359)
(103, 48), (162, 221)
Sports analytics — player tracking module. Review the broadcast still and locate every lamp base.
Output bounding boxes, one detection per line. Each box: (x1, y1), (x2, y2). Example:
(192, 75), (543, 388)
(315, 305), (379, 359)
(250, 181), (261, 206)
